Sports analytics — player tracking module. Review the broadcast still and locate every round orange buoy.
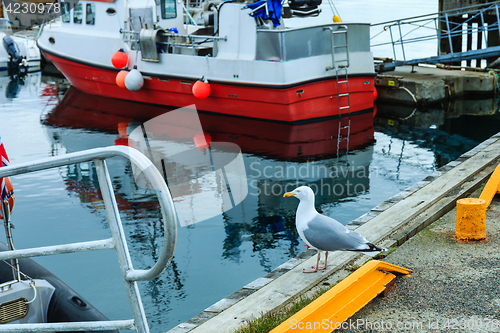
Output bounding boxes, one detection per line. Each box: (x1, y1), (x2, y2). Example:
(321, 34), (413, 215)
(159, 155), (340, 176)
(116, 70), (128, 88)
(455, 198), (487, 241)
(192, 79), (211, 99)
(194, 132), (212, 150)
(373, 87), (378, 101)
(111, 49), (128, 69)
(0, 177), (15, 219)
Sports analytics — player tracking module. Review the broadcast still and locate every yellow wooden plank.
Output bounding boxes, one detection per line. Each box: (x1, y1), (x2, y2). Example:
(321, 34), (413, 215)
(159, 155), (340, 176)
(270, 261), (411, 333)
(479, 164), (500, 207)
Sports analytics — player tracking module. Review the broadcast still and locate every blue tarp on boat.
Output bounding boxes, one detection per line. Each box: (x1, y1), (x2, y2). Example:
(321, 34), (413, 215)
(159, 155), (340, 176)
(246, 0), (282, 27)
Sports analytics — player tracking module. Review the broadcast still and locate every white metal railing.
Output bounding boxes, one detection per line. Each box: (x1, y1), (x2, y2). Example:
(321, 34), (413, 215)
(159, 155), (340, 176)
(371, 1), (500, 69)
(0, 146), (178, 333)
(156, 34), (227, 56)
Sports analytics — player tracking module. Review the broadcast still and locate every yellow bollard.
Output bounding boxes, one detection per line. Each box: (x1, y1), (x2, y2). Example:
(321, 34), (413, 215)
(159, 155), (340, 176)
(456, 198), (487, 241)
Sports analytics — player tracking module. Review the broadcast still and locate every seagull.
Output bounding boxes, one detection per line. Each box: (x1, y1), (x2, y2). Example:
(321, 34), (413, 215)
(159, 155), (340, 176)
(284, 186), (386, 273)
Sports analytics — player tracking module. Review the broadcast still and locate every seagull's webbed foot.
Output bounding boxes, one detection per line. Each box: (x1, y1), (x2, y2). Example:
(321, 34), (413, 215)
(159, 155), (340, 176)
(303, 267), (319, 273)
(303, 251), (324, 273)
(303, 251), (328, 272)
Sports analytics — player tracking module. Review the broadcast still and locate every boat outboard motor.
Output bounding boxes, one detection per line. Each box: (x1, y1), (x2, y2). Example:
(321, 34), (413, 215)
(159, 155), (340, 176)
(2, 36), (25, 75)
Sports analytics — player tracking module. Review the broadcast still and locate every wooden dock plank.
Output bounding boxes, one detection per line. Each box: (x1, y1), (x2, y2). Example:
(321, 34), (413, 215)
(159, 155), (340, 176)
(357, 138), (500, 242)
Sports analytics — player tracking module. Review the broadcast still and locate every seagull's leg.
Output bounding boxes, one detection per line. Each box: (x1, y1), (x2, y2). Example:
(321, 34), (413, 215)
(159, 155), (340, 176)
(303, 251), (321, 273)
(318, 251), (328, 270)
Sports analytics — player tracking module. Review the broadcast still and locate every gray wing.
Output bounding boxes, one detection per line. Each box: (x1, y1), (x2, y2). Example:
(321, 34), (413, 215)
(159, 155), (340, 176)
(303, 214), (370, 252)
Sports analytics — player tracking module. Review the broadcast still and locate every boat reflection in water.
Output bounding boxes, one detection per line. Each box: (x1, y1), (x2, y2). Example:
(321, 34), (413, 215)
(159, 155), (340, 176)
(0, 71), (42, 102)
(42, 86), (375, 330)
(44, 86), (376, 221)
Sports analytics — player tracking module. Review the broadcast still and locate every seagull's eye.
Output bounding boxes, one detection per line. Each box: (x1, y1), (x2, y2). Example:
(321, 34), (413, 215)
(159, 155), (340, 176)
(296, 190), (300, 192)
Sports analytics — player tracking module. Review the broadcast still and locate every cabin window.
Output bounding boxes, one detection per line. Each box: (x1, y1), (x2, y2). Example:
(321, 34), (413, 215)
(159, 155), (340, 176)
(86, 3), (95, 25)
(73, 3), (83, 24)
(161, 0), (176, 19)
(62, 2), (70, 23)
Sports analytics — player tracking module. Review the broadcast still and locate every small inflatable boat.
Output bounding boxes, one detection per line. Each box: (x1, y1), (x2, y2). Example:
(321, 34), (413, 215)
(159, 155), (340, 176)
(0, 242), (117, 333)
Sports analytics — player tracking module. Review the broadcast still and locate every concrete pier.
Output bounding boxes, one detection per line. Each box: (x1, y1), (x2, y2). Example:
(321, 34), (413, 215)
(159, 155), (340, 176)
(376, 65), (498, 106)
(338, 186), (500, 333)
(167, 132), (500, 333)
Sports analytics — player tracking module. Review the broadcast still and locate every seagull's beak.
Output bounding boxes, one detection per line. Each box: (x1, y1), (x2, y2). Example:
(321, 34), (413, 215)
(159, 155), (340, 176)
(283, 192), (295, 197)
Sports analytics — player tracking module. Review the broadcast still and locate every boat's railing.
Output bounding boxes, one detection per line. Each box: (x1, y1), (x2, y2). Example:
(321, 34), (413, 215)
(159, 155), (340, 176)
(0, 146), (177, 333)
(120, 29), (226, 56)
(255, 23), (362, 62)
(156, 34), (227, 56)
(122, 30), (140, 50)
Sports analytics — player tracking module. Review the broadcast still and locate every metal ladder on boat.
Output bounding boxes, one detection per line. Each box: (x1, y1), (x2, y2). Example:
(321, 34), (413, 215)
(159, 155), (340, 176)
(0, 146), (177, 333)
(325, 26), (352, 155)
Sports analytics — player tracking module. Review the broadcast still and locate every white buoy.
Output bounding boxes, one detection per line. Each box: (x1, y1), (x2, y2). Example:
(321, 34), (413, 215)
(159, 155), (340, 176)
(125, 68), (144, 91)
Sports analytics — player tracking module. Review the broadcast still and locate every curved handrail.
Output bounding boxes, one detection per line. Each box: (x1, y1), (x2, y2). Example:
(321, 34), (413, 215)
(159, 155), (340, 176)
(0, 146), (177, 282)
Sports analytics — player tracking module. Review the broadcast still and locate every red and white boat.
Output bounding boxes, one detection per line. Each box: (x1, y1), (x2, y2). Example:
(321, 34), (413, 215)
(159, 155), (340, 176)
(37, 0), (375, 123)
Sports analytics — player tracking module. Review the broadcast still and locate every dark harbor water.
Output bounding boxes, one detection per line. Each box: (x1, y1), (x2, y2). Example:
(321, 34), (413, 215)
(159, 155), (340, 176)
(0, 70), (497, 332)
(1, 0), (499, 329)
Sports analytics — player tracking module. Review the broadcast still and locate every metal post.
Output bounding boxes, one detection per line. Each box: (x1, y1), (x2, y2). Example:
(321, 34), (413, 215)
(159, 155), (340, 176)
(397, 20), (406, 61)
(496, 4), (500, 36)
(481, 10), (487, 48)
(330, 29), (335, 69)
(435, 18), (441, 56)
(445, 13), (454, 54)
(2, 201), (19, 282)
(213, 10), (218, 57)
(94, 159), (148, 333)
(389, 26), (397, 61)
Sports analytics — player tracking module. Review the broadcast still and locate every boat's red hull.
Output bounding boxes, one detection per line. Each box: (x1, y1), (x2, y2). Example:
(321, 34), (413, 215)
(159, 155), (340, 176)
(43, 51), (375, 123)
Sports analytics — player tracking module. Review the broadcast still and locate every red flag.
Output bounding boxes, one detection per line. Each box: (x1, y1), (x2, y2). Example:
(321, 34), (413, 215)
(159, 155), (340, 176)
(0, 137), (11, 202)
